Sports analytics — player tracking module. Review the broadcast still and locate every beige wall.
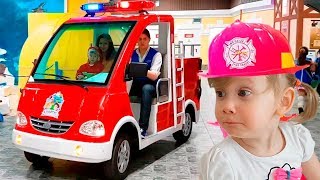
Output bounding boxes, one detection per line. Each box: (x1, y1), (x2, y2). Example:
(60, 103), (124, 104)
(201, 17), (234, 64)
(173, 10), (274, 65)
(275, 5), (320, 58)
(290, 19), (297, 58)
(174, 17), (234, 64)
(237, 9), (274, 26)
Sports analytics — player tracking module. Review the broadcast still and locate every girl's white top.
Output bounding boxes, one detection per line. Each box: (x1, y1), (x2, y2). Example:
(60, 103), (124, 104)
(200, 122), (314, 180)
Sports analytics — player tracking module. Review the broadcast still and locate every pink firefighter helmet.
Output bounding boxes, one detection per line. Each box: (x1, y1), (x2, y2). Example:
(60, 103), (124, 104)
(199, 20), (308, 78)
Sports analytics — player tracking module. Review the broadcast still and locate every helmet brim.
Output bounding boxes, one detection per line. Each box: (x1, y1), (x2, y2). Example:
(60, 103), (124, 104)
(198, 64), (310, 78)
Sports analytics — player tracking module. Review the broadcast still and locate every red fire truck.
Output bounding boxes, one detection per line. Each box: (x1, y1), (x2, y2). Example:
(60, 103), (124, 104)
(12, 1), (201, 179)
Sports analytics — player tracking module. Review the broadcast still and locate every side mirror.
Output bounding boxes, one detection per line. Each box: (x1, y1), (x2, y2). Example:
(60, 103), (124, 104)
(125, 62), (148, 81)
(33, 59), (38, 65)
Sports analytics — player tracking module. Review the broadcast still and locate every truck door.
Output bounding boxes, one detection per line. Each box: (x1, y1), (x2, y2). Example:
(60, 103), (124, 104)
(152, 22), (173, 131)
(129, 21), (174, 133)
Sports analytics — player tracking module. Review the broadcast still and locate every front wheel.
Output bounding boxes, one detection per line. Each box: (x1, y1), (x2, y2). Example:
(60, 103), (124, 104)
(103, 134), (131, 180)
(173, 111), (193, 143)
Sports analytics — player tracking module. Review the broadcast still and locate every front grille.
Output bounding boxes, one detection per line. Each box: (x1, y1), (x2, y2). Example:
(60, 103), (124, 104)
(30, 117), (74, 134)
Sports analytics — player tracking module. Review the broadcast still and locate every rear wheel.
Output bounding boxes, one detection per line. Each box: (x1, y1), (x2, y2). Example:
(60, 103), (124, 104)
(103, 134), (131, 180)
(173, 111), (193, 143)
(24, 151), (49, 164)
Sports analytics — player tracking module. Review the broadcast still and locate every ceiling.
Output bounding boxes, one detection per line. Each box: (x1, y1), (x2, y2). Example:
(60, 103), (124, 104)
(305, 0), (320, 12)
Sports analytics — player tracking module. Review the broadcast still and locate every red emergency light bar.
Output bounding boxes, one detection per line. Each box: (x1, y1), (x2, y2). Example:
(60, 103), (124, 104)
(81, 0), (155, 16)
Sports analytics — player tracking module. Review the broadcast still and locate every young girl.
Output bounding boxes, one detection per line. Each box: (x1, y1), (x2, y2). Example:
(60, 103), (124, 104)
(199, 20), (320, 179)
(76, 46), (104, 80)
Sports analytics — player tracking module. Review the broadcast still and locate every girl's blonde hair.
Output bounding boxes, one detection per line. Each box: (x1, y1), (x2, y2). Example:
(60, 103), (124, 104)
(208, 74), (319, 123)
(276, 74), (318, 123)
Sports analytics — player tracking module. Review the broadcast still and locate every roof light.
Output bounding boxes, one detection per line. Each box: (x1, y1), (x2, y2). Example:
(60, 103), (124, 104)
(81, 0), (155, 16)
(87, 4), (99, 10)
(81, 3), (104, 13)
(119, 1), (130, 9)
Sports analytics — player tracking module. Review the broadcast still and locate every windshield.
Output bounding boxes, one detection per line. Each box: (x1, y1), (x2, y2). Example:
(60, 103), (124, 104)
(33, 21), (135, 85)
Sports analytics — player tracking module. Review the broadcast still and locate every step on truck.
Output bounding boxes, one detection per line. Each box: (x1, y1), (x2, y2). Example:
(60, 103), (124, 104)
(12, 0), (202, 179)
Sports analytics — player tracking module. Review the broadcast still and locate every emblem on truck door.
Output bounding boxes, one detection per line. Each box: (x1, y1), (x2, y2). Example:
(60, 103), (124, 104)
(41, 92), (64, 118)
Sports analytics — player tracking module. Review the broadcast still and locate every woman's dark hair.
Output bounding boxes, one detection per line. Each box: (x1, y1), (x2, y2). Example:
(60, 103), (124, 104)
(142, 29), (150, 39)
(298, 46), (310, 66)
(299, 46), (309, 56)
(96, 33), (115, 61)
(317, 49), (320, 55)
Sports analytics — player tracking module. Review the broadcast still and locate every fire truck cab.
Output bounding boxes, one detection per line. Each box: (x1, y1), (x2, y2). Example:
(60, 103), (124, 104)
(12, 1), (201, 179)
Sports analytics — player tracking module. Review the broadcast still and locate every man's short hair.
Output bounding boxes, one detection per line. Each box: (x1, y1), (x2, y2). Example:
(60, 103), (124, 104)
(142, 29), (150, 39)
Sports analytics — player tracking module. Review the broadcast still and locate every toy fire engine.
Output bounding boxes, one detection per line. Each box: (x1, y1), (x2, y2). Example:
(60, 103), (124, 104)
(12, 0), (201, 179)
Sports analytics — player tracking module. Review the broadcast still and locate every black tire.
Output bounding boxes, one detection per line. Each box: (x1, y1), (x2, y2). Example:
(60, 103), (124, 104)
(24, 151), (49, 164)
(103, 134), (132, 180)
(173, 111), (193, 143)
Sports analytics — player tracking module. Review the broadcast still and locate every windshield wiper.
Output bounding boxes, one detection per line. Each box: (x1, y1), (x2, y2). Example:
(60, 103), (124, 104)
(34, 73), (88, 92)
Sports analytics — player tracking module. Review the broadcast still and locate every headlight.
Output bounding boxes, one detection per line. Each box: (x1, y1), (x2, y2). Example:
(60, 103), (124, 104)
(79, 120), (105, 137)
(16, 111), (27, 126)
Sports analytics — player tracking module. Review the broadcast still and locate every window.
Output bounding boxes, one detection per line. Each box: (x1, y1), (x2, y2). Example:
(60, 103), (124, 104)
(33, 21), (135, 84)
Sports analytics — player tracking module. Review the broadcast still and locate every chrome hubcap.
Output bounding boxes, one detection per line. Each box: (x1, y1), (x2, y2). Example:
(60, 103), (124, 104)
(182, 113), (192, 136)
(117, 140), (130, 173)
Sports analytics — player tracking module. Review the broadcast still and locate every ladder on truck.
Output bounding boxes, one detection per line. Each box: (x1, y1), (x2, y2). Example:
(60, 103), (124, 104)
(172, 43), (185, 128)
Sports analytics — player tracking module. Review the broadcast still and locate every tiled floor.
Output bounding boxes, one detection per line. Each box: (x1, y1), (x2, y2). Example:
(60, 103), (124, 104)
(1, 78), (319, 180)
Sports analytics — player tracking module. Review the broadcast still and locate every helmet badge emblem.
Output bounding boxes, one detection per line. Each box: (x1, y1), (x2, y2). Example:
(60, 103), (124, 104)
(223, 37), (256, 69)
